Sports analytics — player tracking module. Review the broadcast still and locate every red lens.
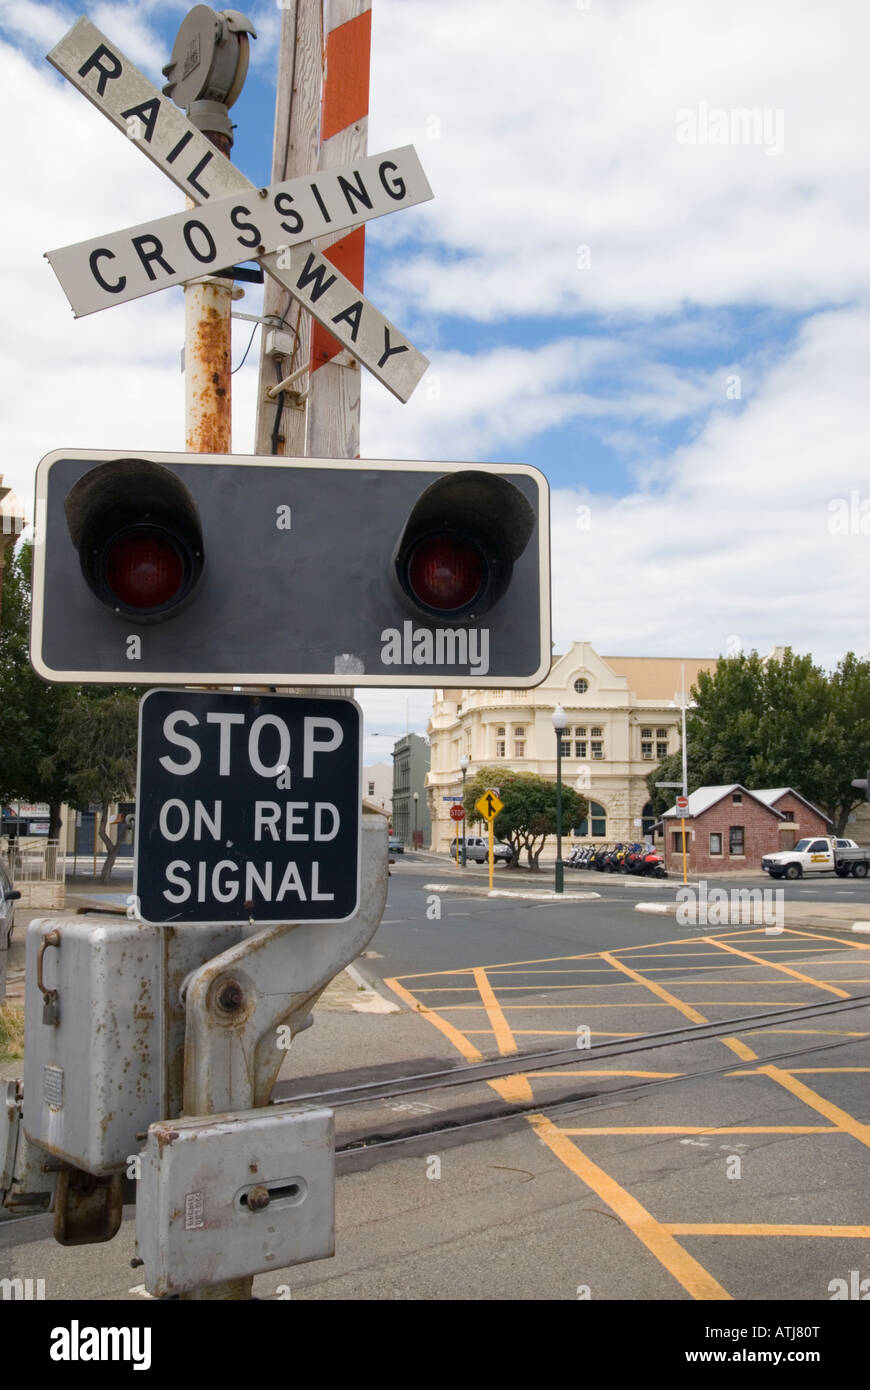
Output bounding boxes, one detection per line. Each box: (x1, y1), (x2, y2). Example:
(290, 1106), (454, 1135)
(105, 532), (184, 609)
(407, 535), (484, 612)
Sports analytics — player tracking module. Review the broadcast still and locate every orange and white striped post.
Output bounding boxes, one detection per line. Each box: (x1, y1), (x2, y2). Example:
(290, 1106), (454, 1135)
(306, 0), (372, 460)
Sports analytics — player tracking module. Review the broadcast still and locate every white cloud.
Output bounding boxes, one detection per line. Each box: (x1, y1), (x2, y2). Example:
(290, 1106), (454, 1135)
(549, 305), (870, 668)
(367, 0), (870, 320)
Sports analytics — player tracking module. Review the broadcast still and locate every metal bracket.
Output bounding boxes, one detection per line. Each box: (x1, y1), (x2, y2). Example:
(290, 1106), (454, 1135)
(182, 815), (388, 1115)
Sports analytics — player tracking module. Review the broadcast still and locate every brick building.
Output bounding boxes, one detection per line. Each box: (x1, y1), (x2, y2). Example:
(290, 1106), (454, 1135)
(656, 785), (830, 874)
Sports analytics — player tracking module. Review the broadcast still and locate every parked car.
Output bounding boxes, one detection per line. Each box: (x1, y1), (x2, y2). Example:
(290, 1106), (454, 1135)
(0, 857), (21, 945)
(762, 836), (870, 880)
(388, 836), (404, 854)
(449, 835), (514, 864)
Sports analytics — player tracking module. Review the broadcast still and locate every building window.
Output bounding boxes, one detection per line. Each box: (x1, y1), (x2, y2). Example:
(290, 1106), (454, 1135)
(496, 740), (506, 758)
(496, 727), (505, 737)
(656, 727), (668, 739)
(574, 726), (586, 736)
(672, 831), (689, 855)
(574, 678), (588, 693)
(641, 726), (652, 738)
(709, 832), (723, 855)
(641, 741), (653, 760)
(732, 793), (742, 804)
(559, 738), (572, 757)
(656, 742), (668, 759)
(641, 801), (655, 836)
(514, 726), (525, 737)
(590, 726), (602, 737)
(514, 741), (525, 758)
(577, 801), (607, 837)
(729, 825), (745, 855)
(367, 782), (375, 797)
(591, 741), (604, 759)
(575, 740), (587, 758)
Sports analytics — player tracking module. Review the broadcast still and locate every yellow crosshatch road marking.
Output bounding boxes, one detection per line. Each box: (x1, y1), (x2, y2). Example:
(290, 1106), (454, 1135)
(560, 1126), (838, 1136)
(756, 1065), (870, 1148)
(530, 1114), (732, 1301)
(703, 937), (852, 997)
(667, 1225), (870, 1238)
(391, 929), (870, 1300)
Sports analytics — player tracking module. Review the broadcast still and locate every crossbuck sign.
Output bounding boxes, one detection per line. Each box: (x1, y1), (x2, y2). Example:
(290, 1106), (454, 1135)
(45, 18), (432, 402)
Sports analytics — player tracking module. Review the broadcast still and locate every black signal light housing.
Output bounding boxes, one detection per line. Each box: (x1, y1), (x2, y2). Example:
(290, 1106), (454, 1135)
(63, 458), (205, 623)
(393, 470), (536, 621)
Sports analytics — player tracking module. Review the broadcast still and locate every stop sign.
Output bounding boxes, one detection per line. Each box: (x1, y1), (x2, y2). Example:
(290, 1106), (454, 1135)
(449, 805), (465, 821)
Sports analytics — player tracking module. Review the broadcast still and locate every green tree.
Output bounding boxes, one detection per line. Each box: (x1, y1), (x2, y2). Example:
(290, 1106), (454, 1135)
(645, 649), (870, 834)
(39, 691), (139, 881)
(0, 543), (74, 837)
(463, 765), (587, 871)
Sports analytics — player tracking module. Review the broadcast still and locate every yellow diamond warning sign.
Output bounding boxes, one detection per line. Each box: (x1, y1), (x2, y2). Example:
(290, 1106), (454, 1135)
(475, 789), (503, 821)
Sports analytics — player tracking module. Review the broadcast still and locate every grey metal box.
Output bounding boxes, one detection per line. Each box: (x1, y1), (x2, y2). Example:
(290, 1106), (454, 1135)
(23, 915), (162, 1174)
(136, 1103), (334, 1297)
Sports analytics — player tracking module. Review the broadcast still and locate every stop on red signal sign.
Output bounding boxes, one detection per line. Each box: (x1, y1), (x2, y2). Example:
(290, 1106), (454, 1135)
(449, 805), (466, 821)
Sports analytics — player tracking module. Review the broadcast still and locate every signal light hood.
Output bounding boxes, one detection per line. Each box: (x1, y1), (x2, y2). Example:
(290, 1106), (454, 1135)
(393, 469), (536, 621)
(64, 457), (205, 622)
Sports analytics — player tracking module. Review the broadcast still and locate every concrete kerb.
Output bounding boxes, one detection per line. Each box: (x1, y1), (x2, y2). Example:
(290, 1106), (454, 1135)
(424, 882), (601, 903)
(632, 900), (870, 935)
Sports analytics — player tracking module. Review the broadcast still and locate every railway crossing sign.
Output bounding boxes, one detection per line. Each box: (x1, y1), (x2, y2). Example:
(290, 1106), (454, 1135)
(475, 789), (503, 821)
(45, 17), (430, 402)
(46, 147), (433, 319)
(134, 690), (361, 926)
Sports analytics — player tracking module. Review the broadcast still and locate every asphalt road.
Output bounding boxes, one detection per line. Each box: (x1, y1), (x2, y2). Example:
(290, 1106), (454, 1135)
(369, 856), (870, 980)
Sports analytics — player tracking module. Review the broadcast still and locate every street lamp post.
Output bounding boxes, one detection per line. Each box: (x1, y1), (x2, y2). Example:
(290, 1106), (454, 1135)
(459, 755), (469, 867)
(552, 705), (567, 894)
(413, 791), (419, 849)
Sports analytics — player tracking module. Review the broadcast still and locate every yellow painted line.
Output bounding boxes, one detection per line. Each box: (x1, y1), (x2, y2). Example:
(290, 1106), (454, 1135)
(383, 976), (484, 1065)
(720, 1037), (758, 1060)
(756, 1065), (870, 1148)
(787, 1067), (870, 1073)
(702, 936), (852, 997)
(773, 927), (870, 950)
(472, 967), (519, 1056)
(529, 1114), (731, 1301)
(599, 951), (708, 1023)
(431, 1001), (812, 1010)
(410, 984), (646, 993)
(559, 1126), (837, 1135)
(435, 1002), (675, 1010)
(462, 1029), (642, 1037)
(667, 1224), (870, 1238)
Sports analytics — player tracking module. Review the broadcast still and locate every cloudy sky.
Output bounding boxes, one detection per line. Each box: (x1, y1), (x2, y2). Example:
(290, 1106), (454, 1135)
(2, 0), (868, 763)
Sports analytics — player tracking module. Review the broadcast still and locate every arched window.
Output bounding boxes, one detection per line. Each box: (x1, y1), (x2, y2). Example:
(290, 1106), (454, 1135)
(641, 801), (655, 836)
(575, 801), (607, 837)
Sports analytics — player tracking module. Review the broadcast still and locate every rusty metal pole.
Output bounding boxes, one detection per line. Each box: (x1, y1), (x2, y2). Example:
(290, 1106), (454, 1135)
(185, 127), (234, 453)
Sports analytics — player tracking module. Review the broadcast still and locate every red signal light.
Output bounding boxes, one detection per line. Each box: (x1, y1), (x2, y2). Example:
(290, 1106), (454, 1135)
(406, 535), (484, 613)
(104, 530), (186, 611)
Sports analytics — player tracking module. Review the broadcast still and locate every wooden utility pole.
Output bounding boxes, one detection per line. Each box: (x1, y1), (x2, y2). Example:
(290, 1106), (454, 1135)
(254, 0), (372, 462)
(253, 0), (321, 458)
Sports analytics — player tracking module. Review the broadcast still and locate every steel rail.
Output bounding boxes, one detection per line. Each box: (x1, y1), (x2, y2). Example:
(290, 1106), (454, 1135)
(274, 991), (870, 1110)
(334, 1025), (870, 1163)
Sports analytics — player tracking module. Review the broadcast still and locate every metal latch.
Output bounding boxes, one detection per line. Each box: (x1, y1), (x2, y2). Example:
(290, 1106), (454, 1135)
(37, 928), (60, 1025)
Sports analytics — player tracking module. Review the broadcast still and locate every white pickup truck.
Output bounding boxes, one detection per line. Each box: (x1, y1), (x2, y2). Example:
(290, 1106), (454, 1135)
(762, 837), (870, 880)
